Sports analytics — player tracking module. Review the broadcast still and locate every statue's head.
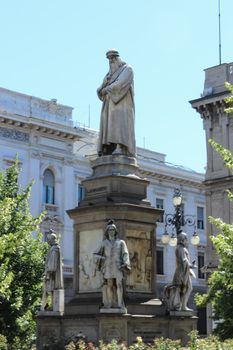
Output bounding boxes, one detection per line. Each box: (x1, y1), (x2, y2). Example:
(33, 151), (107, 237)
(106, 49), (124, 73)
(177, 231), (188, 247)
(106, 49), (119, 60)
(47, 229), (58, 246)
(105, 219), (118, 241)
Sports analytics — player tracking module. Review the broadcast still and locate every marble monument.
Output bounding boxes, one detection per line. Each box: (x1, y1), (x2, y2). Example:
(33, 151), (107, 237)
(41, 230), (64, 314)
(93, 220), (131, 312)
(164, 232), (196, 312)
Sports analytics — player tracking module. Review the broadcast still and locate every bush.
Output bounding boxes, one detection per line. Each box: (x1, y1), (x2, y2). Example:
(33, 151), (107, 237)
(59, 332), (233, 350)
(0, 334), (7, 350)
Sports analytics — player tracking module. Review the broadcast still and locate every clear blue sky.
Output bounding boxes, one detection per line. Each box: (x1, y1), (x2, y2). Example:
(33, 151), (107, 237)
(1, 0), (232, 173)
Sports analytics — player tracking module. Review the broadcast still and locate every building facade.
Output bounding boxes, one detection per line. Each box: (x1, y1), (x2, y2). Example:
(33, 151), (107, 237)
(0, 87), (207, 333)
(190, 62), (233, 333)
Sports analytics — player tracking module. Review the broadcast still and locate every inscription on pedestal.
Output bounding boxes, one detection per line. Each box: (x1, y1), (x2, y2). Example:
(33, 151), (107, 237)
(88, 186), (107, 193)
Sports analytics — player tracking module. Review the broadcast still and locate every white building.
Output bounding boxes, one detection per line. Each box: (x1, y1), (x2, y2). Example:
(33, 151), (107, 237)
(0, 87), (207, 333)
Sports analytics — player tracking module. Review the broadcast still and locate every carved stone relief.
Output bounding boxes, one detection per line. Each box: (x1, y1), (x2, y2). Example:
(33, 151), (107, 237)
(126, 230), (152, 292)
(79, 229), (103, 292)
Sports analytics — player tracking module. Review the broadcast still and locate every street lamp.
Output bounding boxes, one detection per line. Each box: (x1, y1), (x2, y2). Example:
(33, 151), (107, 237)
(161, 225), (170, 245)
(172, 187), (182, 207)
(191, 228), (200, 245)
(169, 232), (178, 247)
(161, 188), (200, 246)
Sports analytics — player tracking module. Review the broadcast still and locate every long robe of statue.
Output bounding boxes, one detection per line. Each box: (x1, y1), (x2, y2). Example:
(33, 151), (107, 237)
(97, 49), (136, 157)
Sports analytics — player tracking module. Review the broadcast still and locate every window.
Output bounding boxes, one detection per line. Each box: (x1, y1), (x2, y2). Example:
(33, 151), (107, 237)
(156, 248), (164, 275)
(197, 206), (205, 230)
(197, 307), (207, 335)
(43, 169), (55, 204)
(198, 252), (205, 279)
(78, 183), (85, 205)
(156, 198), (164, 222)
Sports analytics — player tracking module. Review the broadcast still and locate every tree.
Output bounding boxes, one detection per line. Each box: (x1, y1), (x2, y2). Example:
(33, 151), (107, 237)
(0, 159), (47, 349)
(195, 84), (233, 339)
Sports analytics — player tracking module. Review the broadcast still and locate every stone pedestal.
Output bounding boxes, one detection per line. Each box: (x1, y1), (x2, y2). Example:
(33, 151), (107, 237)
(36, 155), (197, 348)
(36, 308), (197, 348)
(80, 155), (150, 206)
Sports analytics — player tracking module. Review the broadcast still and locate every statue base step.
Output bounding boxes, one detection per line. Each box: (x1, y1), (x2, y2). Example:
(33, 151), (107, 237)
(37, 310), (64, 316)
(169, 310), (197, 317)
(99, 307), (127, 314)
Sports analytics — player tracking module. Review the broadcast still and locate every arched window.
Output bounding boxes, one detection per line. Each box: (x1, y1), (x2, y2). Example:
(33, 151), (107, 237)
(43, 169), (55, 204)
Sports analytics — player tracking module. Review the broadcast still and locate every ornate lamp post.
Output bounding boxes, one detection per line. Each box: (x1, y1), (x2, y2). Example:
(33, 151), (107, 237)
(161, 188), (200, 246)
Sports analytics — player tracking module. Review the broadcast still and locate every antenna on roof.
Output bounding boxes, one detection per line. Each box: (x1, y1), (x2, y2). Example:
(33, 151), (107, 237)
(218, 0), (222, 65)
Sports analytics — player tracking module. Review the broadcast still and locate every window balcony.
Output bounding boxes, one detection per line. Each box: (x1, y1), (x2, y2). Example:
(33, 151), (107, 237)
(42, 203), (59, 214)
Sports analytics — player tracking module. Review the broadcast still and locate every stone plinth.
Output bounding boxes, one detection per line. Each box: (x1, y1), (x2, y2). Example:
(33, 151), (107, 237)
(80, 155), (149, 206)
(91, 155), (139, 177)
(67, 203), (160, 302)
(36, 309), (197, 348)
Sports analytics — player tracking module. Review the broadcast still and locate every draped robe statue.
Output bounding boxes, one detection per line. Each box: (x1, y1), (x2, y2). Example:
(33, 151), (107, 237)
(164, 232), (196, 311)
(97, 50), (136, 157)
(93, 220), (131, 310)
(41, 230), (64, 311)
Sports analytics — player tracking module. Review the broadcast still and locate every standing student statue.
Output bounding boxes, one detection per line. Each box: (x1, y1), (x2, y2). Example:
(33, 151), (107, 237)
(97, 50), (136, 157)
(164, 232), (196, 311)
(93, 220), (131, 310)
(41, 230), (64, 311)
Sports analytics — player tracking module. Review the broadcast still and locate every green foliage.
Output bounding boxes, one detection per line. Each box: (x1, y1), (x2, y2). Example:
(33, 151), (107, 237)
(0, 334), (7, 350)
(51, 334), (233, 350)
(224, 82), (233, 114)
(0, 160), (47, 349)
(208, 140), (233, 171)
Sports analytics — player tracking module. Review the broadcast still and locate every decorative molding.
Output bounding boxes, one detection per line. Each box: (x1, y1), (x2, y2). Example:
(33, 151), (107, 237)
(0, 126), (29, 142)
(42, 213), (64, 226)
(3, 156), (23, 167)
(139, 169), (204, 189)
(31, 151), (42, 159)
(0, 114), (80, 141)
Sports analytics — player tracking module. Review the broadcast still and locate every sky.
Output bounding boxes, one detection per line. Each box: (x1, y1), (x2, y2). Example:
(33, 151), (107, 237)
(1, 0), (232, 173)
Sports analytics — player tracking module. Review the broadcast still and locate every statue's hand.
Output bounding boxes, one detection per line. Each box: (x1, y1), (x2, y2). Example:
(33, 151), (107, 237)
(120, 264), (131, 271)
(190, 260), (197, 268)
